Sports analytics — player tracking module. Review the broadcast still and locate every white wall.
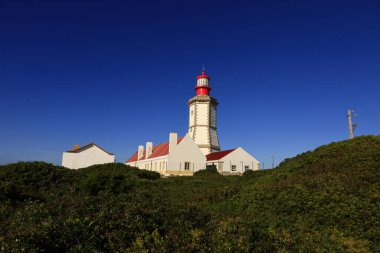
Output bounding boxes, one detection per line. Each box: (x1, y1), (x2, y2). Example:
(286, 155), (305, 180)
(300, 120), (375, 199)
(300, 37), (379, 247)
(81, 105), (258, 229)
(222, 147), (260, 173)
(188, 97), (220, 155)
(189, 103), (196, 131)
(207, 147), (260, 174)
(167, 134), (206, 174)
(62, 145), (115, 169)
(210, 104), (217, 128)
(196, 103), (209, 125)
(126, 134), (206, 176)
(127, 156), (168, 174)
(210, 128), (219, 148)
(62, 153), (76, 169)
(192, 102), (210, 151)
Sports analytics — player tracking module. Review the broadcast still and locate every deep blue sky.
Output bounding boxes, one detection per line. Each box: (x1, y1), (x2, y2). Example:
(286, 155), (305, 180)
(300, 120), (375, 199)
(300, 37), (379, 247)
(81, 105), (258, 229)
(1, 0), (379, 167)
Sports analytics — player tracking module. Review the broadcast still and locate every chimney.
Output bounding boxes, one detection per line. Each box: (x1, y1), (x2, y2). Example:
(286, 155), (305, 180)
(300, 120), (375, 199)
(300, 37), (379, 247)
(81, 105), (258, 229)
(169, 132), (178, 154)
(73, 144), (80, 151)
(138, 145), (144, 160)
(145, 142), (153, 159)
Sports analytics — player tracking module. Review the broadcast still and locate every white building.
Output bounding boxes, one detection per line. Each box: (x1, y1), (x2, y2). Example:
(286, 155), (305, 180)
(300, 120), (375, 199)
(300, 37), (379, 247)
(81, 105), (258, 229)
(206, 147), (260, 175)
(62, 143), (115, 169)
(126, 133), (206, 176)
(125, 68), (260, 176)
(188, 68), (220, 155)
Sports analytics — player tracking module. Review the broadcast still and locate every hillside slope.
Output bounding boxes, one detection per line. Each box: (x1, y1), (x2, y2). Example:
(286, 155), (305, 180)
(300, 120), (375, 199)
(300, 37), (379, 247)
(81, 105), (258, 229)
(235, 135), (380, 252)
(0, 135), (379, 252)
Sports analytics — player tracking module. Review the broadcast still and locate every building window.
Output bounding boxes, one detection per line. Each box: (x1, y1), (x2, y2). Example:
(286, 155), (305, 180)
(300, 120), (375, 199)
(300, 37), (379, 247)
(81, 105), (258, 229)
(231, 165), (236, 171)
(184, 162), (190, 170)
(244, 165), (250, 171)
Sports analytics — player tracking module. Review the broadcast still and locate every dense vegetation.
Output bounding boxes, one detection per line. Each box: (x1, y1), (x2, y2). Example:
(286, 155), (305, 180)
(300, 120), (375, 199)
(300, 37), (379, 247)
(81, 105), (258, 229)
(1, 135), (379, 252)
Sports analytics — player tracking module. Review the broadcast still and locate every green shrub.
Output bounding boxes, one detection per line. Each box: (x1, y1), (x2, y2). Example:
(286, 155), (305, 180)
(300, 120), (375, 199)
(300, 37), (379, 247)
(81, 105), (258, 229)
(193, 165), (220, 177)
(1, 135), (379, 252)
(134, 168), (161, 180)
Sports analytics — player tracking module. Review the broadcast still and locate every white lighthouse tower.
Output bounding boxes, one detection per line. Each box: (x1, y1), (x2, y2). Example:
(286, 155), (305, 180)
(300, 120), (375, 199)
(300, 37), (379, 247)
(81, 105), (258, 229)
(188, 68), (220, 155)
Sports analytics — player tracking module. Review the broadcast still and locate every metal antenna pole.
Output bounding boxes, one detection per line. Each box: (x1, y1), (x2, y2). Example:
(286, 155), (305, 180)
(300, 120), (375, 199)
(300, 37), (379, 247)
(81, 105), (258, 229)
(347, 109), (357, 139)
(348, 109), (354, 139)
(347, 110), (358, 139)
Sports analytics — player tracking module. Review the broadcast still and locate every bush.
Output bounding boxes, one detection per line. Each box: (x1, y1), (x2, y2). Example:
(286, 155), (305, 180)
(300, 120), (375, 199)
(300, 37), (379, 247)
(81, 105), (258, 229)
(193, 164), (220, 177)
(1, 135), (379, 252)
(0, 162), (77, 201)
(134, 169), (161, 180)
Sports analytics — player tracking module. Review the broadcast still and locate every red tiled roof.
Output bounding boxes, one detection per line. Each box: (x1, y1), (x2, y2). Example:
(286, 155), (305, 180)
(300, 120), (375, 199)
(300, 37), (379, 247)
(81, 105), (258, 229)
(66, 143), (114, 155)
(206, 149), (236, 161)
(126, 137), (184, 163)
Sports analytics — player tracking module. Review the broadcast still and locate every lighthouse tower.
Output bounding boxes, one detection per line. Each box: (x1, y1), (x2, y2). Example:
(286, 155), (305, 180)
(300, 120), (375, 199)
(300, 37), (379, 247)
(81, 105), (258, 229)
(188, 68), (220, 155)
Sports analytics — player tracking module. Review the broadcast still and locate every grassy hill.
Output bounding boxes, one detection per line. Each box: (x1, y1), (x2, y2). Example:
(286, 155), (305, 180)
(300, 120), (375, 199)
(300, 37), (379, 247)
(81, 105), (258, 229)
(1, 135), (379, 252)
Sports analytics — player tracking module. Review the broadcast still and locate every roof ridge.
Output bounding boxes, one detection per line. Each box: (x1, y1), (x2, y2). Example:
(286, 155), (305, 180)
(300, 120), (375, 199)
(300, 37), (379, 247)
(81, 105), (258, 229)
(206, 148), (237, 161)
(66, 143), (114, 155)
(126, 136), (185, 163)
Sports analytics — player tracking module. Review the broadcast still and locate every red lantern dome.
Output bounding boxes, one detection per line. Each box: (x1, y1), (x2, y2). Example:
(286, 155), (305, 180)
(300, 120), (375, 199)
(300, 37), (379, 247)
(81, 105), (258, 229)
(195, 67), (211, 96)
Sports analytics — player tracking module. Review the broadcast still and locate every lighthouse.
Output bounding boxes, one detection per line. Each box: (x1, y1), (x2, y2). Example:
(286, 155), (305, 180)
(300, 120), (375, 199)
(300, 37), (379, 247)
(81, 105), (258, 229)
(188, 68), (221, 155)
(126, 67), (260, 175)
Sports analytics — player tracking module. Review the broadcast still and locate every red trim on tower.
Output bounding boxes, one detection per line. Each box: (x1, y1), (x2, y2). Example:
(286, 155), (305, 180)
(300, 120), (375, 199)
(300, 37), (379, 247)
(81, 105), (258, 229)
(196, 71), (210, 80)
(195, 69), (211, 96)
(196, 87), (210, 96)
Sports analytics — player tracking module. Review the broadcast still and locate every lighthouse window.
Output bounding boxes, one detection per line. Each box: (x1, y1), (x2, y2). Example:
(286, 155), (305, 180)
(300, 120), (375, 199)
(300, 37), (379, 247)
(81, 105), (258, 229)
(231, 165), (237, 171)
(191, 110), (193, 115)
(184, 162), (190, 170)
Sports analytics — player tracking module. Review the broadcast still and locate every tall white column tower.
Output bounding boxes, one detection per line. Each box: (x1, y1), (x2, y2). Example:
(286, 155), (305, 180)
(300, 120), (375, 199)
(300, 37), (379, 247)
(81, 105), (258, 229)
(188, 68), (220, 155)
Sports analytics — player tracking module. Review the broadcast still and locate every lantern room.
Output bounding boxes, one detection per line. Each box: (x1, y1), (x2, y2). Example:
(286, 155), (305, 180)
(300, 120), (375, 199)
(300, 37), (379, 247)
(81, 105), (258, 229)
(195, 68), (211, 96)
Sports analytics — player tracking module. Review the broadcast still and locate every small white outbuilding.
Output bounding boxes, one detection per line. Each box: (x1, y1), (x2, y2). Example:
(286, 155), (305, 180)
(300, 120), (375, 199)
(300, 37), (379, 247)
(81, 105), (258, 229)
(206, 147), (260, 175)
(62, 143), (115, 169)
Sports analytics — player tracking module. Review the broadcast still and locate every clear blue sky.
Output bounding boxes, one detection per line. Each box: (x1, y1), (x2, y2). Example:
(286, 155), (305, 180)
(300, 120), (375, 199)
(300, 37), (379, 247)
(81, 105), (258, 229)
(1, 0), (379, 167)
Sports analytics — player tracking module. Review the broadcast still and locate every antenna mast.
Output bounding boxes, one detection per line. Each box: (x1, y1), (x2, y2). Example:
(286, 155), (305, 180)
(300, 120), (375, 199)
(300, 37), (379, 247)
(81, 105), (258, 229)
(347, 109), (357, 139)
